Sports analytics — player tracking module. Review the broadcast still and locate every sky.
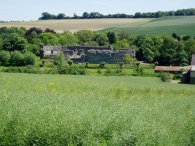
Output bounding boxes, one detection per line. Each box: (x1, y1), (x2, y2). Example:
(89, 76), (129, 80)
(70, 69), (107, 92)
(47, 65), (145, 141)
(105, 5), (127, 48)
(0, 0), (195, 21)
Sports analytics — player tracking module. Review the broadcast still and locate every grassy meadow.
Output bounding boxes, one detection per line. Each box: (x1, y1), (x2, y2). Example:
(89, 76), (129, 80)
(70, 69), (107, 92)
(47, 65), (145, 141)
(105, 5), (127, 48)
(0, 73), (194, 145)
(1, 16), (195, 35)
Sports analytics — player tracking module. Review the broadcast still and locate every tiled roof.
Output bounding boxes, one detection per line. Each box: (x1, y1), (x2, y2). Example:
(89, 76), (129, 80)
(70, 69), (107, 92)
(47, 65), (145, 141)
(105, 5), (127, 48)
(155, 66), (190, 72)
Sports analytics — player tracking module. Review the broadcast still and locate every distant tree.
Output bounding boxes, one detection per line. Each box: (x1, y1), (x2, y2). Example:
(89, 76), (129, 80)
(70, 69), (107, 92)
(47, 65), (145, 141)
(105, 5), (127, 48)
(25, 44), (40, 56)
(39, 12), (53, 20)
(82, 12), (90, 18)
(73, 13), (79, 19)
(57, 31), (78, 45)
(0, 51), (11, 66)
(93, 33), (109, 46)
(113, 39), (129, 50)
(10, 51), (24, 66)
(76, 30), (94, 45)
(3, 33), (27, 52)
(38, 32), (59, 45)
(134, 12), (142, 18)
(23, 52), (36, 65)
(57, 13), (66, 19)
(107, 32), (116, 44)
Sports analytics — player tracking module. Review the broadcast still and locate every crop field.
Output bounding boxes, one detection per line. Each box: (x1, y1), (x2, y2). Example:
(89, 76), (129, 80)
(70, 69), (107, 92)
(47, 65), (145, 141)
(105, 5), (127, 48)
(0, 18), (152, 33)
(0, 73), (194, 145)
(102, 16), (195, 36)
(1, 16), (195, 36)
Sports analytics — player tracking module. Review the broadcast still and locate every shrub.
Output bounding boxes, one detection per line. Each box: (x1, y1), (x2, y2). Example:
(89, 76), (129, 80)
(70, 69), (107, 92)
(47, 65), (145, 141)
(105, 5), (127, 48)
(10, 51), (24, 66)
(67, 60), (73, 66)
(132, 65), (144, 76)
(161, 73), (174, 82)
(53, 53), (64, 66)
(23, 52), (36, 66)
(99, 62), (106, 69)
(97, 69), (102, 74)
(57, 64), (87, 75)
(0, 51), (11, 66)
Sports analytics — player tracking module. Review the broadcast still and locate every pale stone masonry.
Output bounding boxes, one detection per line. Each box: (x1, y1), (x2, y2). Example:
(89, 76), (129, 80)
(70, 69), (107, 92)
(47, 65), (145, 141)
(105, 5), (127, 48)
(40, 45), (136, 64)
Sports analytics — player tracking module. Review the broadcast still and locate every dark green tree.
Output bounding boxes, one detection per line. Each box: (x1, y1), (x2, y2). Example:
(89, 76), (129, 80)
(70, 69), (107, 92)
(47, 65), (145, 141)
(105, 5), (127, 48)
(10, 51), (24, 66)
(107, 32), (116, 44)
(3, 33), (27, 52)
(0, 51), (11, 66)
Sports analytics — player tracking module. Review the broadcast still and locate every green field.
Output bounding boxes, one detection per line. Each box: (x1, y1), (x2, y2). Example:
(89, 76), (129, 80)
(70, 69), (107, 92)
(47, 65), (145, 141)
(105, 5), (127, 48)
(0, 73), (194, 145)
(1, 16), (195, 35)
(102, 16), (195, 36)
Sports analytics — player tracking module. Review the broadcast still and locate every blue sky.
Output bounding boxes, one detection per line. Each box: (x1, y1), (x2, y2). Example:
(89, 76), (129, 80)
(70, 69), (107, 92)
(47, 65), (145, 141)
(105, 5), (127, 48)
(0, 0), (195, 21)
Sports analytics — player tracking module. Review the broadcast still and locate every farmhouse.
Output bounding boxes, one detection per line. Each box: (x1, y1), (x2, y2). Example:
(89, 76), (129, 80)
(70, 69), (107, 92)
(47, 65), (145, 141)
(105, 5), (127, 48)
(40, 45), (136, 64)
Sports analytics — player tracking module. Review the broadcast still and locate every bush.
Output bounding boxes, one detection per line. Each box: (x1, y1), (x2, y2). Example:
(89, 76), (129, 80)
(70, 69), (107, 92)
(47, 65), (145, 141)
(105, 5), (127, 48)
(0, 51), (11, 66)
(99, 62), (106, 69)
(53, 53), (65, 66)
(23, 52), (36, 65)
(10, 51), (24, 66)
(161, 73), (174, 82)
(57, 64), (87, 75)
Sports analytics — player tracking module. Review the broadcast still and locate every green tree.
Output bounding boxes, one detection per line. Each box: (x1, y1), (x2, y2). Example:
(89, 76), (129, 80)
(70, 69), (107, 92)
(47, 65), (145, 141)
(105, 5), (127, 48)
(3, 33), (27, 52)
(58, 32), (78, 45)
(0, 51), (11, 66)
(76, 30), (94, 45)
(113, 39), (129, 50)
(107, 32), (116, 44)
(10, 51), (24, 66)
(38, 32), (59, 45)
(93, 33), (108, 46)
(23, 52), (36, 65)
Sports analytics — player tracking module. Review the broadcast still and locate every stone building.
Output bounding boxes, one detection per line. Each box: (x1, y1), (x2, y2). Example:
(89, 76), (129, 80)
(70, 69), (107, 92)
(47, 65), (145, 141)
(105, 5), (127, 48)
(40, 45), (136, 64)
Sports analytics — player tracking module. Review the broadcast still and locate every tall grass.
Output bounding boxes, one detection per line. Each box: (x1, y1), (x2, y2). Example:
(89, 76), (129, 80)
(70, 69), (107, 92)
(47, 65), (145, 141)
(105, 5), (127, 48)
(0, 73), (194, 145)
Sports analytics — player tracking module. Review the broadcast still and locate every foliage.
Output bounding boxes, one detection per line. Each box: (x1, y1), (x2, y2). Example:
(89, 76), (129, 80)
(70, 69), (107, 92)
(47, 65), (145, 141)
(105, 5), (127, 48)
(161, 73), (174, 82)
(38, 8), (195, 20)
(113, 39), (129, 50)
(53, 52), (65, 66)
(23, 52), (36, 66)
(10, 51), (24, 66)
(0, 51), (11, 66)
(93, 33), (109, 46)
(76, 30), (94, 45)
(132, 63), (144, 76)
(3, 33), (27, 52)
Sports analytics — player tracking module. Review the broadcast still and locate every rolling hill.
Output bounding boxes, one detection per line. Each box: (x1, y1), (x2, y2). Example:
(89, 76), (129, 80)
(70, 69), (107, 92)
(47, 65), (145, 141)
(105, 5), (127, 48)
(0, 16), (195, 36)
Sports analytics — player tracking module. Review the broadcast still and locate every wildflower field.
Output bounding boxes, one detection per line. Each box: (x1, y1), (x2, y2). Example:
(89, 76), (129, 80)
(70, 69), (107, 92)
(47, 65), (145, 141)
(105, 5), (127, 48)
(0, 73), (194, 145)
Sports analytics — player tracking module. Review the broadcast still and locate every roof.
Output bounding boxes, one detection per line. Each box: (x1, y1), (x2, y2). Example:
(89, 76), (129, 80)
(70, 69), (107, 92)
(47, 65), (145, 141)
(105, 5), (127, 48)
(155, 66), (191, 72)
(155, 66), (181, 72)
(191, 54), (195, 65)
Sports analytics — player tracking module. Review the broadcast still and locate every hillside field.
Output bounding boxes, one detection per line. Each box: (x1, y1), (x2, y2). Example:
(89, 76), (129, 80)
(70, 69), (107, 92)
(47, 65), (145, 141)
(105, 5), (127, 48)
(0, 73), (194, 145)
(0, 16), (195, 35)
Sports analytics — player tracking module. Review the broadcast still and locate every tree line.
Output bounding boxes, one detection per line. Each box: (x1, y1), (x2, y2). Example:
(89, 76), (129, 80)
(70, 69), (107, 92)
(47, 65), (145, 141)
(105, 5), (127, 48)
(39, 8), (195, 20)
(0, 27), (195, 67)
